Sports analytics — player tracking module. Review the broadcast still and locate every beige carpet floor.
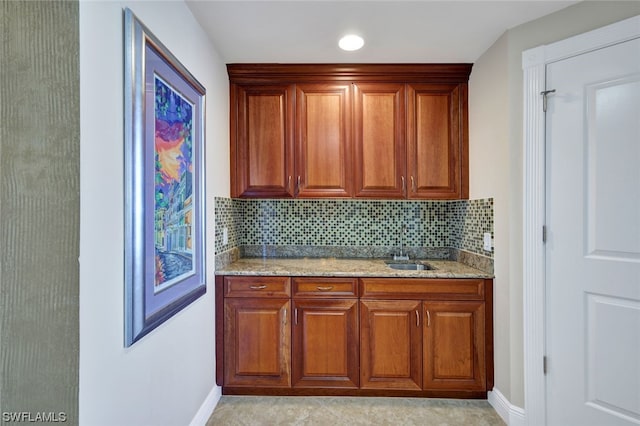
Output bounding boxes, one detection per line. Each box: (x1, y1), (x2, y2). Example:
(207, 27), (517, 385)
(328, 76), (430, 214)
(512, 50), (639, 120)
(206, 396), (506, 426)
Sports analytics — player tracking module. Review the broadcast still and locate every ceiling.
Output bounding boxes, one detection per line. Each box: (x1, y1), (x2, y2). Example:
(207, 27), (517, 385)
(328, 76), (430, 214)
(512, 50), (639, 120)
(186, 0), (578, 64)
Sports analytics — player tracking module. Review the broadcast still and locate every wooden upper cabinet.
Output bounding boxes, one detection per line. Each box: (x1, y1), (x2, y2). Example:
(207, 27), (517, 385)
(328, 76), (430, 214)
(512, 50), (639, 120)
(296, 84), (352, 197)
(353, 83), (406, 198)
(228, 64), (471, 199)
(231, 84), (295, 198)
(407, 84), (468, 199)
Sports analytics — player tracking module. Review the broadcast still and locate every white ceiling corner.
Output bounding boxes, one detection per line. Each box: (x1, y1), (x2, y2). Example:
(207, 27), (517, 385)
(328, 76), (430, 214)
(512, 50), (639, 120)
(185, 0), (579, 64)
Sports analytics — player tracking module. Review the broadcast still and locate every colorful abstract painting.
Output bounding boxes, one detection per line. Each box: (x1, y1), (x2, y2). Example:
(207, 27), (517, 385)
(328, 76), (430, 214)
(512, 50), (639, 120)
(125, 8), (206, 346)
(153, 75), (195, 292)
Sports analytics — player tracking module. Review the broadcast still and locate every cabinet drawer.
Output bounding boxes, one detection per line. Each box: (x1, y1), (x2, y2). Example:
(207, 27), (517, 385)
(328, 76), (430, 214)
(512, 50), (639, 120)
(224, 276), (291, 298)
(293, 278), (358, 298)
(360, 278), (484, 300)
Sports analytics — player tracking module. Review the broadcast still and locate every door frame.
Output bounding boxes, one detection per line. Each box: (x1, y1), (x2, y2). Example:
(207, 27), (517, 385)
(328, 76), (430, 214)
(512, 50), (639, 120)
(522, 15), (640, 426)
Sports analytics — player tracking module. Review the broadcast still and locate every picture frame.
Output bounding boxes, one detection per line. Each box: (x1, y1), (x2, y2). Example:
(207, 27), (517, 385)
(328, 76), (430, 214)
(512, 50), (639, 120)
(123, 8), (206, 347)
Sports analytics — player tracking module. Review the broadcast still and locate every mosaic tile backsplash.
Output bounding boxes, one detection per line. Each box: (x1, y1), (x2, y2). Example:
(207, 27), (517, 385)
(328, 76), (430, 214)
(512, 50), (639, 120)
(215, 197), (493, 259)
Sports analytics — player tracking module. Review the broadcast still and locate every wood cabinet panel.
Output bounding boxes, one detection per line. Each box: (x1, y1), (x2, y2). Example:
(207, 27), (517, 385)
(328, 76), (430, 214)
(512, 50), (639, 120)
(423, 301), (485, 390)
(293, 277), (358, 298)
(232, 84), (295, 197)
(360, 278), (484, 300)
(353, 83), (406, 198)
(407, 84), (467, 199)
(360, 300), (422, 390)
(296, 84), (352, 197)
(224, 276), (291, 298)
(292, 299), (359, 388)
(224, 298), (291, 387)
(413, 91), (451, 188)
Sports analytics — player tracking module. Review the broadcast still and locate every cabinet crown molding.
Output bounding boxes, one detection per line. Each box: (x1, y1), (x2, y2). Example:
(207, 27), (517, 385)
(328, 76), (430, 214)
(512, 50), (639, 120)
(227, 63), (473, 84)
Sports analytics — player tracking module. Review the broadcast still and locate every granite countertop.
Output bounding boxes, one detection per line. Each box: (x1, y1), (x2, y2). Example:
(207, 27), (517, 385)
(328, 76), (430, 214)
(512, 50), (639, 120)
(215, 257), (493, 279)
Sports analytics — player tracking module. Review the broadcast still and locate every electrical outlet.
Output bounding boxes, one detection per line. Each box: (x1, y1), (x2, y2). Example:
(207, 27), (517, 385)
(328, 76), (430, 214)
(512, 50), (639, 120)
(223, 227), (228, 245)
(483, 233), (492, 252)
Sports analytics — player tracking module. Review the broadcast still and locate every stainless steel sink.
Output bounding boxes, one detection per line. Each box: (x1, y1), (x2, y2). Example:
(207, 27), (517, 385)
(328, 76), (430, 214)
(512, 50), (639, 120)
(385, 261), (435, 271)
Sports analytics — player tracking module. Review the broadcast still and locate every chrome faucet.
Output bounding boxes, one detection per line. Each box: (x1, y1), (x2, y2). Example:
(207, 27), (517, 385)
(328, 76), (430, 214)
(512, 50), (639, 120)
(393, 224), (410, 261)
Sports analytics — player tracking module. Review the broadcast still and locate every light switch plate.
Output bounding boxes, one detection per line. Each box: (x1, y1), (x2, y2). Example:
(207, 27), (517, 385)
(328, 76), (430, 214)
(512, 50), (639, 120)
(223, 227), (228, 245)
(483, 232), (492, 252)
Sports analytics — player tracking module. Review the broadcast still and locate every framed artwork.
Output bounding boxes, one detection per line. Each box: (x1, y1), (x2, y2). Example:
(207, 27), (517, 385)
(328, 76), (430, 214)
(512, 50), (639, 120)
(123, 8), (206, 347)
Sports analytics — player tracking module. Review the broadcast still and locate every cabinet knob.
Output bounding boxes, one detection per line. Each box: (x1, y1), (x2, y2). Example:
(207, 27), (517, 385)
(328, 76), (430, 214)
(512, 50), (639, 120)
(249, 284), (267, 290)
(411, 176), (416, 193)
(401, 176), (406, 192)
(426, 309), (431, 327)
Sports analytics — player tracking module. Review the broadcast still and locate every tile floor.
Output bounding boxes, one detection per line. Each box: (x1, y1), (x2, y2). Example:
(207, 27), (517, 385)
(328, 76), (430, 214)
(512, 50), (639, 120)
(206, 396), (506, 426)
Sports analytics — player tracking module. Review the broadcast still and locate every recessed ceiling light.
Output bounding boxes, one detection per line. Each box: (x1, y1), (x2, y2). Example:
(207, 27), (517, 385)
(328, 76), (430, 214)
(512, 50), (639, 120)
(339, 34), (364, 51)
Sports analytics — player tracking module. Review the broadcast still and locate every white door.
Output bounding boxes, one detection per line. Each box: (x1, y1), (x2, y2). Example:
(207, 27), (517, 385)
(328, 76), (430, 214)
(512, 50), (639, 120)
(545, 37), (640, 426)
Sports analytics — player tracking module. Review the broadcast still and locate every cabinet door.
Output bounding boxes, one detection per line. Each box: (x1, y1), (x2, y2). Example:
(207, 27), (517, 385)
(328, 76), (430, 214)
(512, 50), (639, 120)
(292, 299), (359, 388)
(407, 84), (468, 199)
(353, 83), (406, 198)
(224, 298), (291, 387)
(232, 84), (295, 197)
(296, 84), (352, 197)
(423, 301), (485, 390)
(360, 300), (422, 390)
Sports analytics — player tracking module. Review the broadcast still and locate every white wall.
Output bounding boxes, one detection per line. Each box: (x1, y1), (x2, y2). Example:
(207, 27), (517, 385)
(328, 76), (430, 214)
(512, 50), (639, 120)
(468, 32), (510, 400)
(469, 1), (640, 410)
(79, 1), (229, 425)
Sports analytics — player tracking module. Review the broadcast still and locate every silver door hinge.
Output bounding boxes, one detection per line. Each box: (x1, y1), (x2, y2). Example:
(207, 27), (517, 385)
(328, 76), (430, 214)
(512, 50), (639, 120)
(541, 89), (556, 112)
(543, 356), (548, 375)
(542, 226), (547, 243)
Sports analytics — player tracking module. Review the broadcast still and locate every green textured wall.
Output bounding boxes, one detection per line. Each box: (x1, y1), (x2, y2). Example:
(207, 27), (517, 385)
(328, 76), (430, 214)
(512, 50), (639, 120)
(1, 1), (80, 424)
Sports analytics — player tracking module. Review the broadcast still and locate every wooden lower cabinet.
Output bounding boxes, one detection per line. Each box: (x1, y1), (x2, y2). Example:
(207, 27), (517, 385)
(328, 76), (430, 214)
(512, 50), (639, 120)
(423, 301), (485, 391)
(217, 275), (493, 397)
(223, 297), (291, 387)
(292, 299), (359, 388)
(360, 300), (422, 390)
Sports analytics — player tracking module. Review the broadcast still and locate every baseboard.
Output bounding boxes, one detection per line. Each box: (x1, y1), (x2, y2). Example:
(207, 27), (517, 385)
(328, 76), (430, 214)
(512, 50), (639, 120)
(488, 388), (525, 426)
(189, 385), (222, 426)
